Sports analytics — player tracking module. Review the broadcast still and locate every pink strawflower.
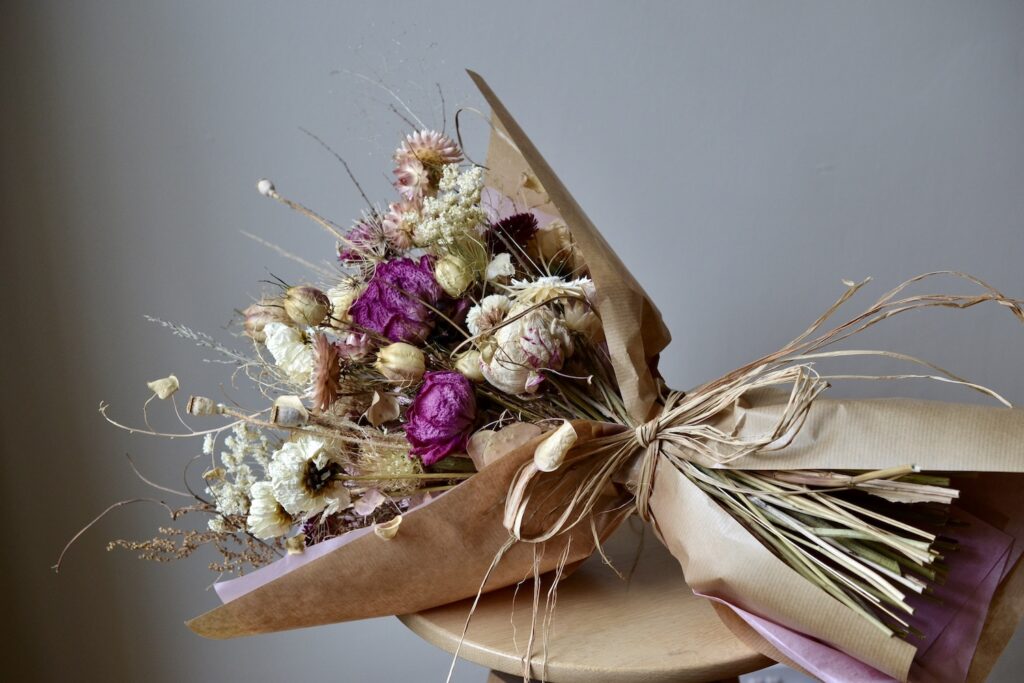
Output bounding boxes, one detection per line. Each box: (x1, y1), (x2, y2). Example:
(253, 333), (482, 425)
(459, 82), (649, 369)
(393, 130), (462, 168)
(382, 200), (419, 250)
(393, 159), (431, 200)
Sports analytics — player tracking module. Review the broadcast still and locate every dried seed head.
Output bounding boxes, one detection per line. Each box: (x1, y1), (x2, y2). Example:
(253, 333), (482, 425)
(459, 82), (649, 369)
(453, 350), (484, 382)
(256, 178), (276, 197)
(283, 286), (331, 327)
(243, 299), (290, 343)
(186, 395), (222, 416)
(146, 374), (179, 400)
(434, 254), (474, 297)
(271, 395), (309, 427)
(374, 342), (426, 384)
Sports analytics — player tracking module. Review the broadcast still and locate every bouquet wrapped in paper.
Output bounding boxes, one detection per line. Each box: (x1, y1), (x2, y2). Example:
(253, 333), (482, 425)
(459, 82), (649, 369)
(76, 73), (1024, 683)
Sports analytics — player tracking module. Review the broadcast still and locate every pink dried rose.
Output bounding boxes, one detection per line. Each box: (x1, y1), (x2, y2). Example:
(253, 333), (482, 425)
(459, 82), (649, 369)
(404, 371), (477, 466)
(349, 256), (444, 344)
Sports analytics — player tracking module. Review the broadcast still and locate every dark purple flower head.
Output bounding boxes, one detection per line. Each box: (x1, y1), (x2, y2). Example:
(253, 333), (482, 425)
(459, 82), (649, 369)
(405, 371), (476, 466)
(349, 256), (444, 343)
(486, 212), (538, 253)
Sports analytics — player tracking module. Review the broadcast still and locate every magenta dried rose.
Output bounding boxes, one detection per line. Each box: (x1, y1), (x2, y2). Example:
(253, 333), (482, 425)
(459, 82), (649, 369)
(405, 371), (477, 466)
(349, 256), (444, 343)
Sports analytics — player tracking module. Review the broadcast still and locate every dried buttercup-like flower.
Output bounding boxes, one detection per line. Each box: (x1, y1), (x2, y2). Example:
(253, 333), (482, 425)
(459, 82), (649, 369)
(146, 374), (179, 400)
(283, 285), (331, 327)
(382, 200), (419, 250)
(268, 435), (350, 520)
(404, 371), (477, 466)
(562, 299), (603, 339)
(375, 342), (426, 384)
(242, 299), (290, 343)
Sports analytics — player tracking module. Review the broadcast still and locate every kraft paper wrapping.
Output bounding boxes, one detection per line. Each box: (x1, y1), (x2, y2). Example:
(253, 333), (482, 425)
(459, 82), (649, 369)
(188, 422), (629, 637)
(188, 72), (1024, 682)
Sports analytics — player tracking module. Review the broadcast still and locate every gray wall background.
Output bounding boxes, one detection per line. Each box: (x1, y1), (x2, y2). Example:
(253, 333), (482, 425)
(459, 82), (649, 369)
(3, 2), (1023, 681)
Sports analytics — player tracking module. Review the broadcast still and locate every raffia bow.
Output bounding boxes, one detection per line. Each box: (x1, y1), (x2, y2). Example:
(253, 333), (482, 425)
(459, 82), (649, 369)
(505, 272), (1024, 573)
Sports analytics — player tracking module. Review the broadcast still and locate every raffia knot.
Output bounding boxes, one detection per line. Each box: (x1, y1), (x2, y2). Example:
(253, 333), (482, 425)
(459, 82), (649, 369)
(634, 420), (660, 450)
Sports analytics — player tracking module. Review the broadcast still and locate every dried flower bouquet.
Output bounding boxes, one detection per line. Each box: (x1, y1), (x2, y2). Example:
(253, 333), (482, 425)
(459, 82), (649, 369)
(66, 72), (1024, 683)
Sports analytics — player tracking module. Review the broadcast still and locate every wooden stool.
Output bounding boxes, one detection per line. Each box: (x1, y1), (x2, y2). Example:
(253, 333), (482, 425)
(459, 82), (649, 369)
(399, 519), (772, 682)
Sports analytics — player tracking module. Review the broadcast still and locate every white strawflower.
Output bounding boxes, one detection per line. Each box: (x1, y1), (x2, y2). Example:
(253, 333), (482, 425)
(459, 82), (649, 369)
(247, 481), (293, 539)
(264, 322), (315, 384)
(466, 294), (512, 336)
(269, 436), (351, 519)
(507, 276), (593, 305)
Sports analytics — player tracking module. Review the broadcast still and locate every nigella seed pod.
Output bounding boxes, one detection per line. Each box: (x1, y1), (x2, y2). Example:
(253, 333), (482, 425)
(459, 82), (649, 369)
(186, 395), (222, 416)
(374, 342), (426, 384)
(283, 286), (331, 327)
(243, 299), (290, 343)
(453, 350), (485, 382)
(434, 254), (474, 297)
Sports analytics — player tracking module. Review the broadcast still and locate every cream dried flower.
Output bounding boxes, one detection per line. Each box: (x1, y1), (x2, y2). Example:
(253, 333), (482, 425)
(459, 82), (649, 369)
(264, 322), (316, 385)
(268, 436), (351, 520)
(466, 294), (512, 336)
(247, 481), (292, 539)
(481, 305), (574, 394)
(507, 276), (593, 305)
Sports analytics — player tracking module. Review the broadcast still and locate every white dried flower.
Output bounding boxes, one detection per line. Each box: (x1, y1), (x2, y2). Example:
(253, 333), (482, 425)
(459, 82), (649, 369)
(326, 282), (364, 324)
(481, 306), (574, 395)
(485, 253), (515, 282)
(256, 178), (276, 197)
(246, 481), (293, 539)
(264, 322), (316, 385)
(268, 436), (351, 519)
(146, 374), (179, 400)
(466, 294), (512, 336)
(507, 276), (593, 305)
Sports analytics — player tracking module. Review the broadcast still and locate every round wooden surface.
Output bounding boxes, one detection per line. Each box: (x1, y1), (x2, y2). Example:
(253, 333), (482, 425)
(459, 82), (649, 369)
(398, 520), (772, 682)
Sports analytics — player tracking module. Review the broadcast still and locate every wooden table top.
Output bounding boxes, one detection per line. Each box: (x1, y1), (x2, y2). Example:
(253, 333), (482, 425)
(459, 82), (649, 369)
(398, 519), (772, 682)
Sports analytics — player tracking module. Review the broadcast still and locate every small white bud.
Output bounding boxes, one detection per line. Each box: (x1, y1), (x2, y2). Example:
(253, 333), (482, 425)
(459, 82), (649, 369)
(534, 420), (578, 472)
(374, 515), (402, 540)
(146, 374), (179, 400)
(256, 178), (275, 197)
